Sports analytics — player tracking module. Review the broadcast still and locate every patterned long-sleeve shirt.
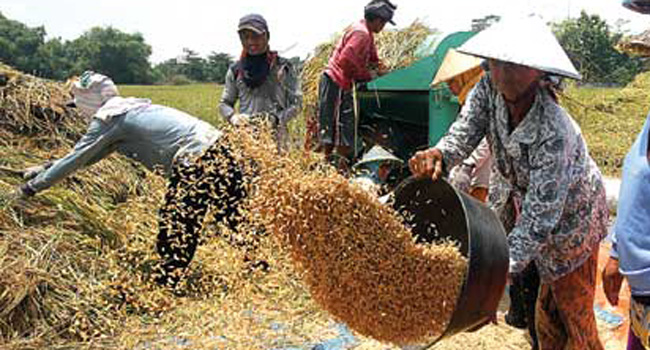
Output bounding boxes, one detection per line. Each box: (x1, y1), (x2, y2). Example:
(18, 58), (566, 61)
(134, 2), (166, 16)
(435, 74), (608, 282)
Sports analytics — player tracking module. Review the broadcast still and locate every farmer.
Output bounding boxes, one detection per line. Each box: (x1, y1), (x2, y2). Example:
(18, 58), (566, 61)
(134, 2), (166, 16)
(351, 145), (403, 195)
(15, 71), (249, 288)
(219, 14), (301, 151)
(409, 16), (608, 350)
(316, 0), (397, 172)
(601, 3), (650, 349)
(433, 51), (493, 203)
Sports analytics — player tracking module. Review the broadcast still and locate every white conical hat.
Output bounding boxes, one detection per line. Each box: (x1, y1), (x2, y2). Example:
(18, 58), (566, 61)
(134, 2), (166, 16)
(457, 16), (581, 80)
(353, 145), (403, 169)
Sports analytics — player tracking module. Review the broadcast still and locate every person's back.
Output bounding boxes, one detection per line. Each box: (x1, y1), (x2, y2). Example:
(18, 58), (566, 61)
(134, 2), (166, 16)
(23, 72), (221, 195)
(316, 0), (397, 171)
(325, 20), (378, 91)
(115, 104), (221, 175)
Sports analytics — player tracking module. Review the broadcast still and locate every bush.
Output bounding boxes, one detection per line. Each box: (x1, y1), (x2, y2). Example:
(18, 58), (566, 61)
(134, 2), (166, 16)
(167, 74), (193, 86)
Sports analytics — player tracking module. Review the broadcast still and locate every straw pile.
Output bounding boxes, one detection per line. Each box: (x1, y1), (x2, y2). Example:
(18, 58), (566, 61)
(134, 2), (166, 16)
(1, 63), (471, 349)
(617, 28), (650, 57)
(301, 21), (434, 149)
(231, 127), (467, 345)
(0, 64), (181, 347)
(0, 63), (82, 145)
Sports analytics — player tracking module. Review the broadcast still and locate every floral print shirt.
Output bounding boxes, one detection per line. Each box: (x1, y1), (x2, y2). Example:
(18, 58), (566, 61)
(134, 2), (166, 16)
(436, 74), (608, 282)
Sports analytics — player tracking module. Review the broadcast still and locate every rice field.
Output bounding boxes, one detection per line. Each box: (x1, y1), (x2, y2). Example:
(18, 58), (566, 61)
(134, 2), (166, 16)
(121, 80), (650, 178)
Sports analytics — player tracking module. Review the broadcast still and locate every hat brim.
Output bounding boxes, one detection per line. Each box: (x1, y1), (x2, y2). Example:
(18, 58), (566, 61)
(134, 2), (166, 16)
(623, 0), (650, 14)
(238, 25), (266, 35)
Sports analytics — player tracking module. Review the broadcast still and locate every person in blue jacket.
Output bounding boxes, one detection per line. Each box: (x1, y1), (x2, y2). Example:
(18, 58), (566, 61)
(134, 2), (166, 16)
(602, 5), (650, 349)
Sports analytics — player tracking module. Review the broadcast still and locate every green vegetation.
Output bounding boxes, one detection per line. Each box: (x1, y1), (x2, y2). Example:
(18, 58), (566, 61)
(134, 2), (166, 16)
(120, 84), (224, 126)
(562, 74), (650, 177)
(553, 11), (643, 85)
(0, 12), (236, 85)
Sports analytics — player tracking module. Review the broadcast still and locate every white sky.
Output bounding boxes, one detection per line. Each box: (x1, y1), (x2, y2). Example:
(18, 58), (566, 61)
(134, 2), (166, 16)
(0, 0), (647, 64)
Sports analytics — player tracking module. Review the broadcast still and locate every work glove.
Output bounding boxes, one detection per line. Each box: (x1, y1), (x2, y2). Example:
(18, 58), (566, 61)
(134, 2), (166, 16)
(448, 163), (473, 194)
(230, 113), (251, 126)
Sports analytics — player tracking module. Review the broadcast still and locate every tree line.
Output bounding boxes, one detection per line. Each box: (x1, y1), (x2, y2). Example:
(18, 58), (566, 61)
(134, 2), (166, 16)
(1, 11), (644, 85)
(0, 11), (235, 84)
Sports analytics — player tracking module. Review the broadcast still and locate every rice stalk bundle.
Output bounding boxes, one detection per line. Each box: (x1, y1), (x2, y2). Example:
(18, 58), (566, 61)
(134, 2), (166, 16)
(617, 28), (650, 57)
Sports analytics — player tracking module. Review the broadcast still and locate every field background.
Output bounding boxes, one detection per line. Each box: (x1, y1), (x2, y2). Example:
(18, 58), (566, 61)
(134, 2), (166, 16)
(121, 80), (650, 178)
(0, 79), (641, 350)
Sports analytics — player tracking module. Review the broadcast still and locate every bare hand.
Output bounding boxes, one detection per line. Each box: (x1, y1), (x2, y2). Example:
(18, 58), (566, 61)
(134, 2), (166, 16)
(602, 257), (624, 306)
(230, 113), (250, 126)
(408, 148), (444, 181)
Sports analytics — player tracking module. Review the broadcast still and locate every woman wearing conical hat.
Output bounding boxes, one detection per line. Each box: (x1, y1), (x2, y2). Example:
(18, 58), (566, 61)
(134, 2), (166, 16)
(410, 16), (608, 349)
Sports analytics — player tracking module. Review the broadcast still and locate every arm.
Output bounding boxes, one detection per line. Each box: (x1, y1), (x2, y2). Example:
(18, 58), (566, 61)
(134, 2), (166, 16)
(368, 43), (388, 76)
(27, 119), (119, 194)
(218, 67), (238, 122)
(463, 138), (491, 168)
(602, 211), (624, 306)
(507, 135), (572, 274)
(277, 62), (302, 125)
(437, 77), (492, 170)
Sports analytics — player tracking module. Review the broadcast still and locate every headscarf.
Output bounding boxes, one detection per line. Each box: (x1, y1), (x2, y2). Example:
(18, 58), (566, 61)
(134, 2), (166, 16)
(71, 71), (119, 119)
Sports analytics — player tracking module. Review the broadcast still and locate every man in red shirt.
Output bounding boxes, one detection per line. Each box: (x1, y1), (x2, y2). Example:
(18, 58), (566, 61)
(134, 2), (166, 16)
(317, 0), (396, 172)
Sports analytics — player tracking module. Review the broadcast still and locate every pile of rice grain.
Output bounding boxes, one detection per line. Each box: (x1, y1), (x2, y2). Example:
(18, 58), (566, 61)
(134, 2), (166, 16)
(234, 128), (468, 346)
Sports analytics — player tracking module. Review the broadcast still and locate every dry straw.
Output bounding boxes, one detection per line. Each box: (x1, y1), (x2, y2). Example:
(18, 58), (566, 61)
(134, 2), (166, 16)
(617, 28), (650, 57)
(1, 63), (474, 349)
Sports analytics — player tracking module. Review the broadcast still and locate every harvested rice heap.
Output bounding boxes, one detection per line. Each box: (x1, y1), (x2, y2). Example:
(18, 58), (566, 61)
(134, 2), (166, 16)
(0, 66), (326, 349)
(301, 21), (434, 148)
(0, 64), (83, 143)
(234, 125), (468, 345)
(617, 28), (650, 57)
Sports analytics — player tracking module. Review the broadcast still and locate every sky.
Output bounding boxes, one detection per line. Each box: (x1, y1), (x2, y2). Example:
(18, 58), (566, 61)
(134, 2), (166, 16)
(0, 0), (648, 64)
